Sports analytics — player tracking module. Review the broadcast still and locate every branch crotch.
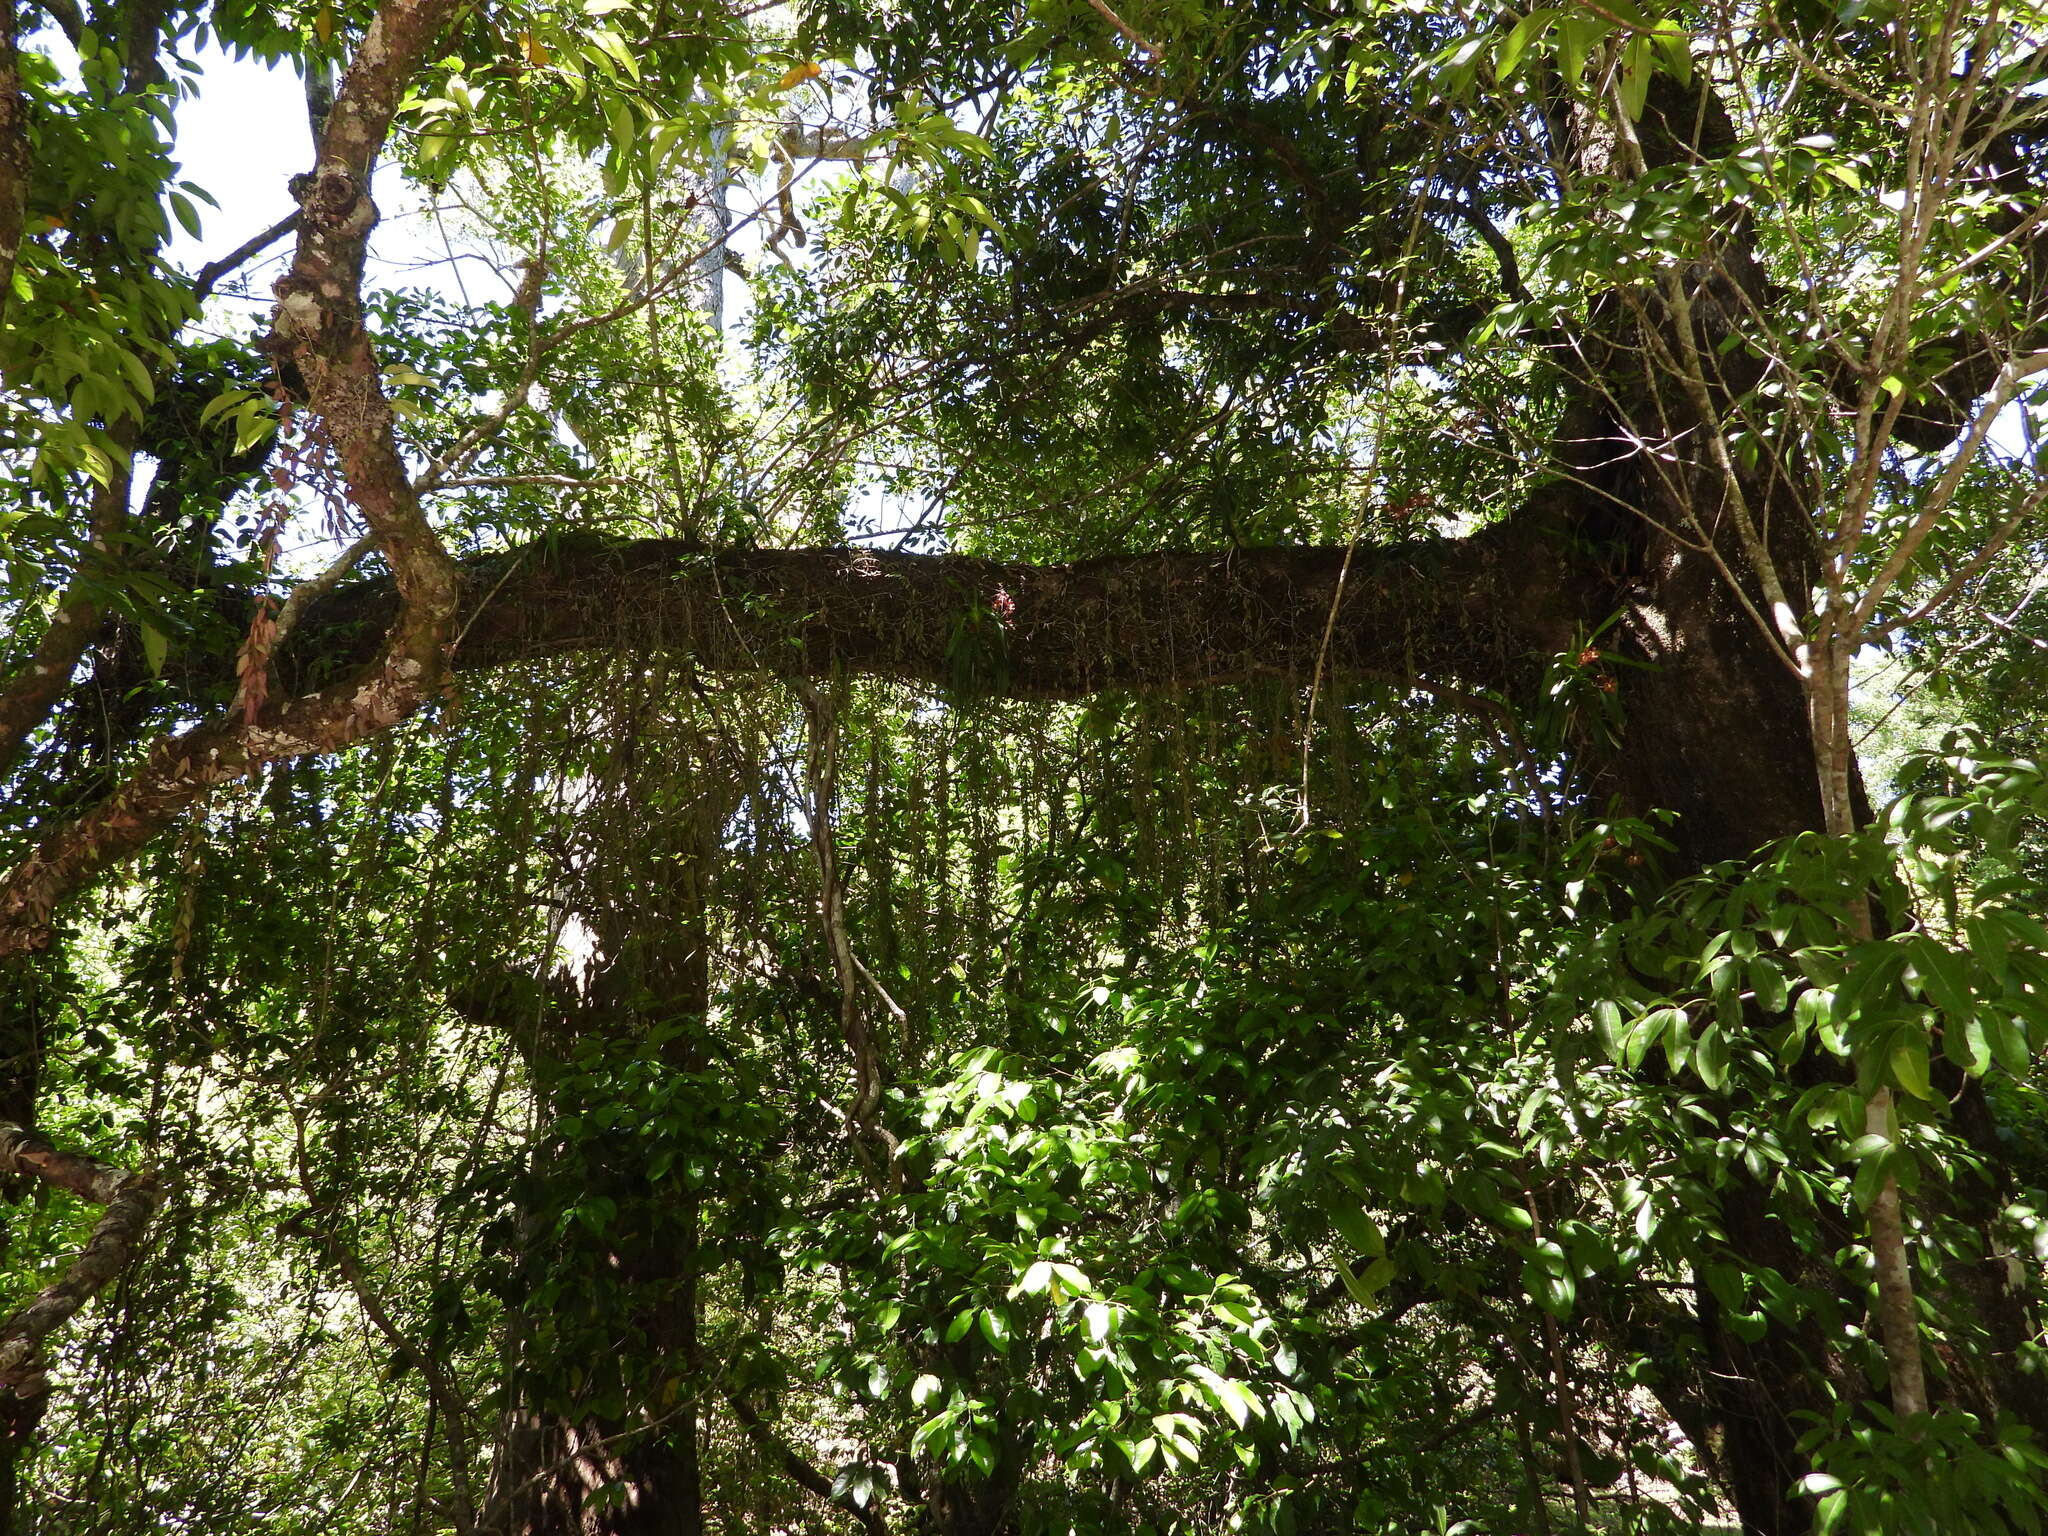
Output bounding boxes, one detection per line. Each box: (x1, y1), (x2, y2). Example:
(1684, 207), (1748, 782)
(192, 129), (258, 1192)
(0, 1122), (161, 1405)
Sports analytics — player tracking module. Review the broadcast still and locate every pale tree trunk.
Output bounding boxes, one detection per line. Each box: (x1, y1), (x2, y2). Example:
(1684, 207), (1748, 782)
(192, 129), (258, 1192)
(1807, 636), (1930, 1425)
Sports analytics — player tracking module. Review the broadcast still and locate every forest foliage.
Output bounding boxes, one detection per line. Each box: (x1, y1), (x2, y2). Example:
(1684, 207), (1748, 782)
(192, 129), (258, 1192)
(1, 1), (2047, 1534)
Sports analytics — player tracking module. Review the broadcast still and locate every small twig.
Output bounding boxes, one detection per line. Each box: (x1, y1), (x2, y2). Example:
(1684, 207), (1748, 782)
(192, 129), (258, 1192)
(429, 474), (640, 492)
(191, 211), (301, 306)
(271, 531), (377, 647)
(412, 256), (549, 496)
(1295, 522), (1366, 832)
(1867, 480), (2048, 641)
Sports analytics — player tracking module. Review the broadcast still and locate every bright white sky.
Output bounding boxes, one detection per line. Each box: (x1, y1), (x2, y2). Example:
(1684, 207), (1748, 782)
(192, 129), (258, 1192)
(165, 46), (509, 317)
(163, 47), (305, 277)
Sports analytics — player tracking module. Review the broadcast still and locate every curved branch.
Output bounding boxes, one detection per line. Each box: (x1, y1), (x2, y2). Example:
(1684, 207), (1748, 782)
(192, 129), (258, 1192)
(719, 1383), (889, 1535)
(1423, 195), (1529, 303)
(0, 1122), (161, 1404)
(0, 0), (465, 955)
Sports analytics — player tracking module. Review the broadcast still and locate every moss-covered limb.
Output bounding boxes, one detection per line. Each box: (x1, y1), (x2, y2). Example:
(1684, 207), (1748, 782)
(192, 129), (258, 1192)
(1, 505), (1579, 960)
(0, 1122), (160, 1403)
(287, 505), (1583, 702)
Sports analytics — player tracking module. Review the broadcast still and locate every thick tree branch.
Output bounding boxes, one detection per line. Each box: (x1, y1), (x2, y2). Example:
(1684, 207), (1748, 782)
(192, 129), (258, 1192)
(286, 511), (1580, 704)
(0, 1121), (161, 1404)
(0, 508), (1579, 957)
(26, 0), (78, 44)
(1423, 195), (1529, 303)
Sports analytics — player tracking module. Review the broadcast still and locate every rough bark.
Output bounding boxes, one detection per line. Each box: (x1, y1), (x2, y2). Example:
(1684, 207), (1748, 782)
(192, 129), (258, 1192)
(482, 710), (719, 1536)
(0, 0), (28, 325)
(349, 513), (1580, 702)
(0, 508), (1583, 958)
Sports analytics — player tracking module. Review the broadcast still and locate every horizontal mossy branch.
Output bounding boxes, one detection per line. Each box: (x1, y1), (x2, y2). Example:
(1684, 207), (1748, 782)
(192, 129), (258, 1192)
(287, 507), (1585, 701)
(0, 507), (1585, 958)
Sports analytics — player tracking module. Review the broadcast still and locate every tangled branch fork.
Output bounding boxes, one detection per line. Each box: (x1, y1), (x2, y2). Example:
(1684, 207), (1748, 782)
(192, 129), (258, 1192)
(0, 1122), (161, 1404)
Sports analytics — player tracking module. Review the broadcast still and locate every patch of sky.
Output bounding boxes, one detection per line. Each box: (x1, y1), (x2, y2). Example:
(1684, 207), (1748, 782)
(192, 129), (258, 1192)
(107, 39), (939, 575)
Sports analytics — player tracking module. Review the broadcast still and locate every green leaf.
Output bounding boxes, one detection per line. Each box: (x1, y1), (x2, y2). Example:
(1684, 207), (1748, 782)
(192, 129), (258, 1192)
(1496, 9), (1557, 82)
(1905, 936), (1974, 1022)
(1660, 1006), (1693, 1076)
(1333, 1253), (1396, 1304)
(1985, 1010), (2031, 1075)
(1694, 1022), (1729, 1090)
(1751, 959), (1788, 1014)
(1328, 1204), (1384, 1257)
(1617, 35), (1654, 118)
(1013, 1260), (1053, 1297)
(1837, 944), (1908, 1023)
(1943, 1010), (1992, 1075)
(1891, 1037), (1937, 1101)
(1625, 1006), (1682, 1069)
(1555, 12), (1607, 86)
(167, 189), (203, 239)
(1592, 998), (1624, 1057)
(977, 1306), (1011, 1353)
(1191, 1365), (1251, 1429)
(1121, 1435), (1157, 1475)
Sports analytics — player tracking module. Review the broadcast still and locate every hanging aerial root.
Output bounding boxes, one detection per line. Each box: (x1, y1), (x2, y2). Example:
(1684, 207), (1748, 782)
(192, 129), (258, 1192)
(0, 1121), (161, 1402)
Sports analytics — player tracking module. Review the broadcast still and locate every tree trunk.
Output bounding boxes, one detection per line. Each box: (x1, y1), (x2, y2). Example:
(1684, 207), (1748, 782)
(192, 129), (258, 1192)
(486, 1035), (707, 1536)
(484, 710), (716, 1536)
